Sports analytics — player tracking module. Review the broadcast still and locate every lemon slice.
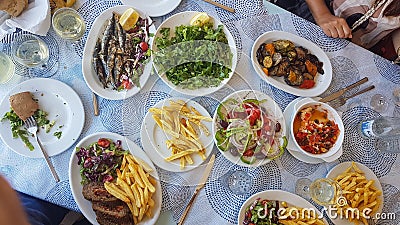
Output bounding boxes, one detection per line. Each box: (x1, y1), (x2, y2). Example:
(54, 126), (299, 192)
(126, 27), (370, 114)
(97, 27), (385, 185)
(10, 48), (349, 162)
(190, 12), (210, 26)
(119, 8), (140, 31)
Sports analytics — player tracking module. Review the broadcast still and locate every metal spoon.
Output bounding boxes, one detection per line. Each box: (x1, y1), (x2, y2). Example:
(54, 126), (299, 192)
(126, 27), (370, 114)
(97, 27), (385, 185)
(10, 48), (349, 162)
(335, 85), (375, 107)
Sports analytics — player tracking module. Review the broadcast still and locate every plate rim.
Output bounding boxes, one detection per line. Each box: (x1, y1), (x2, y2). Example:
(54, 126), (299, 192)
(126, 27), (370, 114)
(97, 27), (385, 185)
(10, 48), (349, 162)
(326, 161), (384, 225)
(140, 97), (213, 172)
(68, 131), (162, 225)
(251, 30), (332, 97)
(82, 5), (156, 100)
(0, 78), (85, 158)
(120, 0), (182, 17)
(237, 189), (329, 225)
(151, 10), (238, 96)
(212, 89), (286, 167)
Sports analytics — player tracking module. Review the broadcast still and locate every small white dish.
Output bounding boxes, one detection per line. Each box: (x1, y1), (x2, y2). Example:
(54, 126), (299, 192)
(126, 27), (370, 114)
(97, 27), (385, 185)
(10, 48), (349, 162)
(82, 6), (156, 100)
(251, 31), (332, 97)
(120, 0), (182, 17)
(283, 97), (342, 164)
(238, 190), (328, 225)
(290, 97), (344, 158)
(326, 161), (383, 225)
(212, 90), (286, 167)
(141, 97), (213, 172)
(0, 78), (85, 158)
(151, 11), (237, 96)
(69, 132), (162, 225)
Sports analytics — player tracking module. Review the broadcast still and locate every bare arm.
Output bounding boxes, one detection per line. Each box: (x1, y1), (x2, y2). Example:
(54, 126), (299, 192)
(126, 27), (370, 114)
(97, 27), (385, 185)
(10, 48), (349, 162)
(305, 0), (352, 38)
(0, 176), (30, 225)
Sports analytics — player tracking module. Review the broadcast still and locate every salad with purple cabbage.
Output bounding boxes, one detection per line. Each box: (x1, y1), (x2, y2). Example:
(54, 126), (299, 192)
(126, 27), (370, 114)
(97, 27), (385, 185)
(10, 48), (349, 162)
(76, 138), (128, 184)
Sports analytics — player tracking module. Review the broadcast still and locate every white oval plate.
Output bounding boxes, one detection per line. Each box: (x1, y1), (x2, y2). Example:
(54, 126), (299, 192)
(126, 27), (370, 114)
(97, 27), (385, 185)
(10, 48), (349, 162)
(238, 190), (328, 225)
(212, 90), (286, 167)
(326, 161), (383, 225)
(82, 6), (156, 100)
(69, 132), (162, 225)
(0, 78), (84, 158)
(141, 97), (213, 172)
(251, 31), (332, 97)
(120, 0), (182, 17)
(151, 11), (237, 96)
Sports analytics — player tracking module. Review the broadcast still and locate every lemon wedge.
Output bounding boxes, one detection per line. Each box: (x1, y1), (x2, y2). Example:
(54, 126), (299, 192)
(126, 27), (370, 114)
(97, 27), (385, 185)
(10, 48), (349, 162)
(119, 8), (140, 31)
(190, 12), (210, 26)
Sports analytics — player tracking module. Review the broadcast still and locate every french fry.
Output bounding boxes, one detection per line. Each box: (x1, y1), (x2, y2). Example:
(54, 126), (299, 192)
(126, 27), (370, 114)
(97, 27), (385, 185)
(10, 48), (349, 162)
(137, 164), (156, 193)
(104, 182), (130, 203)
(102, 152), (157, 224)
(128, 164), (145, 189)
(149, 100), (212, 169)
(333, 162), (382, 225)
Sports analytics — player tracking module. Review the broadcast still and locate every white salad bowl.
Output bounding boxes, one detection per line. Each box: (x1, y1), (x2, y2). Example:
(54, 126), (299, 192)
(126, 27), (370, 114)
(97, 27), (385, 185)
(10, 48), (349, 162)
(290, 98), (344, 159)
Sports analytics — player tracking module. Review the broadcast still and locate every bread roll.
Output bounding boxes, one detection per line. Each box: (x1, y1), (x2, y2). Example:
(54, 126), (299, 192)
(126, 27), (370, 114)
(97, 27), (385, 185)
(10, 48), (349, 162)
(0, 0), (29, 17)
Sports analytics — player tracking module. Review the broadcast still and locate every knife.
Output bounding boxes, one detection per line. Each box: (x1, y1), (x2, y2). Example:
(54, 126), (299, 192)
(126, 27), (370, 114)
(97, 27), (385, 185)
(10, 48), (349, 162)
(178, 154), (216, 225)
(319, 77), (369, 103)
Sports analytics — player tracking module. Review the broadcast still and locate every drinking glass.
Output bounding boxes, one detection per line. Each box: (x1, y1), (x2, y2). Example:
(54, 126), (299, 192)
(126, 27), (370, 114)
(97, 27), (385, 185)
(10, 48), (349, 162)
(393, 88), (400, 107)
(12, 34), (51, 77)
(295, 178), (342, 206)
(0, 51), (15, 84)
(370, 94), (389, 113)
(223, 170), (253, 195)
(52, 7), (86, 46)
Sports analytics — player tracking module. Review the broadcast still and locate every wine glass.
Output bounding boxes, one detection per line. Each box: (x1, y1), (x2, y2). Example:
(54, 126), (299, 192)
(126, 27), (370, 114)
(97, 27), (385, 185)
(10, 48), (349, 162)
(295, 178), (343, 206)
(52, 7), (86, 47)
(370, 94), (389, 113)
(11, 34), (51, 77)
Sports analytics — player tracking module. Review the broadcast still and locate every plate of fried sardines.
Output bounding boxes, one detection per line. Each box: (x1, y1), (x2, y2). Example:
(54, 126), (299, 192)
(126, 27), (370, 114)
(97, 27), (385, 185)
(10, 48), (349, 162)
(82, 6), (156, 100)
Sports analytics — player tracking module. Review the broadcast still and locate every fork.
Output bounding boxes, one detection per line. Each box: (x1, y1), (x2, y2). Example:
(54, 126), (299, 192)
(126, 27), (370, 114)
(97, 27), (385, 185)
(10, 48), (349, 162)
(25, 116), (60, 182)
(334, 85), (375, 107)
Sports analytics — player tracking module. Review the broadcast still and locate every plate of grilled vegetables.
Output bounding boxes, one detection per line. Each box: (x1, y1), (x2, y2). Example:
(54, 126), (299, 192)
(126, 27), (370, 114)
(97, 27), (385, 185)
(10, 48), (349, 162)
(82, 6), (156, 100)
(251, 31), (332, 97)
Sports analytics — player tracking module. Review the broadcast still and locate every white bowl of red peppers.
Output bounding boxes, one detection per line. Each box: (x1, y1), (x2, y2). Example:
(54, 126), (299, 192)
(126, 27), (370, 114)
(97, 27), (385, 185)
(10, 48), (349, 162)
(290, 98), (344, 159)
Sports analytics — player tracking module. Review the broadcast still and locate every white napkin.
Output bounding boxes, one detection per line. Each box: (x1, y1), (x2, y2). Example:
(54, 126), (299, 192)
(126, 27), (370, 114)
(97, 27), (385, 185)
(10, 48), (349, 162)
(0, 0), (51, 41)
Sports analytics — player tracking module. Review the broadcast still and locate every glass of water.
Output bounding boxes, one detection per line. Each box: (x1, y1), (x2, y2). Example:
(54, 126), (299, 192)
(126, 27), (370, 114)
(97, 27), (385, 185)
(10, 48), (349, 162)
(12, 34), (49, 68)
(370, 94), (389, 113)
(52, 8), (86, 43)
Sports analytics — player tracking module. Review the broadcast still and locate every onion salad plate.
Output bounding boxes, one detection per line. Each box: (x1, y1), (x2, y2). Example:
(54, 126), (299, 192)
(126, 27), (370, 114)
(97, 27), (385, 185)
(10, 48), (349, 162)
(82, 5), (156, 100)
(120, 0), (182, 17)
(0, 78), (84, 158)
(141, 97), (214, 172)
(251, 31), (332, 97)
(238, 190), (329, 225)
(151, 11), (238, 96)
(326, 161), (383, 225)
(69, 132), (162, 225)
(212, 90), (286, 167)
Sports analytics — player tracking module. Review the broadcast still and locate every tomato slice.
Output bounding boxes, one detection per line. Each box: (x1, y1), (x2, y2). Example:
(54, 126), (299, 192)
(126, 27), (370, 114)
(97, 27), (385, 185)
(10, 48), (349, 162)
(97, 138), (110, 148)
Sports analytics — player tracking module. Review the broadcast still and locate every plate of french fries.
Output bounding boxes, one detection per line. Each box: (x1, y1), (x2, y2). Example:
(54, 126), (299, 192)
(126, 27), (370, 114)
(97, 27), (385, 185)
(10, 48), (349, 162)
(141, 98), (214, 172)
(327, 161), (383, 225)
(69, 132), (162, 225)
(238, 190), (328, 225)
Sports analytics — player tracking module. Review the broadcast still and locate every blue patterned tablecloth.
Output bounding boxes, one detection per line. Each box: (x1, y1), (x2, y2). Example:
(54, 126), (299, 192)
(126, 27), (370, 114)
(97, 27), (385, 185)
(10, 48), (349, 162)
(0, 0), (399, 224)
